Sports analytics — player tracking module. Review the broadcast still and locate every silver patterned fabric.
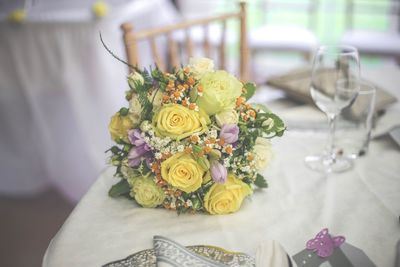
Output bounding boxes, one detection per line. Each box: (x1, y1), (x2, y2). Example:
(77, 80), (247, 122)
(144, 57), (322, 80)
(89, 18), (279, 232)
(103, 236), (255, 267)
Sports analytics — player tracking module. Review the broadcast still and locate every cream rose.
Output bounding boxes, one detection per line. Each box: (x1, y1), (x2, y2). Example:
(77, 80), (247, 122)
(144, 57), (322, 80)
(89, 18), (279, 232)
(153, 104), (209, 140)
(128, 72), (144, 89)
(195, 70), (243, 115)
(189, 57), (214, 79)
(215, 109), (239, 127)
(204, 173), (252, 215)
(253, 137), (273, 170)
(161, 153), (206, 193)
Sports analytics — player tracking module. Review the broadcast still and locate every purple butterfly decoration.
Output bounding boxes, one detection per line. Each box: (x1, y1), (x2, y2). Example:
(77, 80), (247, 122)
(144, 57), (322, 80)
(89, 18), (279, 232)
(306, 228), (345, 258)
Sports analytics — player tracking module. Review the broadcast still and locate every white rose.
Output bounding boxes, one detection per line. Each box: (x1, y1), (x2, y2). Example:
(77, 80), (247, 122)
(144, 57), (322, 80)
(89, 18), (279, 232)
(189, 57), (214, 79)
(128, 94), (141, 127)
(128, 72), (144, 89)
(253, 137), (273, 170)
(215, 109), (239, 127)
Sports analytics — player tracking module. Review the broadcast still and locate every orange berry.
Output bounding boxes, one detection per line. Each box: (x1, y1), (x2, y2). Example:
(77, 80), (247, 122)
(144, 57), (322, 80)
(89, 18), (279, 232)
(187, 76), (195, 85)
(162, 95), (170, 102)
(182, 99), (188, 106)
(204, 140), (211, 145)
(247, 153), (254, 161)
(236, 96), (245, 106)
(183, 84), (189, 89)
(209, 138), (216, 144)
(168, 80), (174, 87)
(177, 84), (184, 90)
(249, 110), (256, 118)
(184, 67), (190, 74)
(184, 147), (193, 154)
(189, 103), (196, 110)
(174, 91), (181, 98)
(218, 138), (225, 146)
(190, 135), (199, 143)
(225, 146), (233, 154)
(203, 146), (212, 153)
(197, 84), (204, 92)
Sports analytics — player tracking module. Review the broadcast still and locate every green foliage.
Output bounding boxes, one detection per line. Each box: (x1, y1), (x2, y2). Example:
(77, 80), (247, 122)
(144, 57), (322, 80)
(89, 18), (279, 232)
(109, 179), (130, 197)
(254, 174), (268, 188)
(243, 82), (256, 100)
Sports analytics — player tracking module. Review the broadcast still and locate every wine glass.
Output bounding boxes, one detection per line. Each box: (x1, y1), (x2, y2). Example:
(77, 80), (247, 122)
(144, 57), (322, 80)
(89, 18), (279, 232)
(305, 45), (360, 173)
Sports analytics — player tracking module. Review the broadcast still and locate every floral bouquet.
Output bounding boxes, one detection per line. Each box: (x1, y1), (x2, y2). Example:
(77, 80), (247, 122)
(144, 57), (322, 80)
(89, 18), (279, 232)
(107, 58), (285, 215)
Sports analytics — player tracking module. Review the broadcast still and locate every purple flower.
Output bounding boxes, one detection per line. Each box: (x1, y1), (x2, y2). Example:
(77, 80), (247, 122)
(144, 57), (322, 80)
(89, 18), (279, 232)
(127, 147), (144, 167)
(211, 161), (227, 184)
(127, 129), (152, 167)
(128, 129), (151, 151)
(220, 124), (239, 144)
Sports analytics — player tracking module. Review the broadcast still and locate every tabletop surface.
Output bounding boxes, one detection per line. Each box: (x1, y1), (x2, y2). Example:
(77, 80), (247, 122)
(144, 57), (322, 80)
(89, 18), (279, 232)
(43, 66), (400, 267)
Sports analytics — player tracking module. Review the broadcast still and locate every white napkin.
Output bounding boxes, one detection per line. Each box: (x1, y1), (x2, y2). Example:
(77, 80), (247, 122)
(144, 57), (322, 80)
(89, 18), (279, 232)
(255, 240), (291, 267)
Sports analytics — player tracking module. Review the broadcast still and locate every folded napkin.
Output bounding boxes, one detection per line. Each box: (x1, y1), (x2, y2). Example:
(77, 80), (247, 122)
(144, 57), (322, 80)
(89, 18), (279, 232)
(266, 67), (398, 113)
(255, 240), (291, 267)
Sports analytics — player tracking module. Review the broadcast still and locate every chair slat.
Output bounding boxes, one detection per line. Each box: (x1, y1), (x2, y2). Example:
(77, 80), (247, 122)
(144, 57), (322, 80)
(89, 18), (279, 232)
(203, 24), (211, 58)
(239, 1), (249, 81)
(219, 20), (227, 70)
(149, 37), (165, 71)
(121, 23), (138, 72)
(185, 28), (194, 60)
(167, 33), (179, 70)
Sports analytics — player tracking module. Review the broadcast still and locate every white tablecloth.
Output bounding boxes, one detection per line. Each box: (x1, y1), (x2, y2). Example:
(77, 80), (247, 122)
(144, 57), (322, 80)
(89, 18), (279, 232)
(0, 0), (178, 202)
(42, 64), (400, 266)
(42, 128), (400, 267)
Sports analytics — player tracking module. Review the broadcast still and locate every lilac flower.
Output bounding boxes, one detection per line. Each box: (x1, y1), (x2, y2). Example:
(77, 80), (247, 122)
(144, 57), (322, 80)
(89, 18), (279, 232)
(220, 124), (239, 144)
(128, 129), (151, 151)
(211, 161), (227, 184)
(127, 129), (152, 167)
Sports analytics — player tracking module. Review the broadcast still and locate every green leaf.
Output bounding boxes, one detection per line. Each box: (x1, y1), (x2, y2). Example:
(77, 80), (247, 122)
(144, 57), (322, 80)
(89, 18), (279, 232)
(108, 179), (131, 197)
(252, 103), (270, 113)
(243, 82), (256, 100)
(254, 174), (268, 188)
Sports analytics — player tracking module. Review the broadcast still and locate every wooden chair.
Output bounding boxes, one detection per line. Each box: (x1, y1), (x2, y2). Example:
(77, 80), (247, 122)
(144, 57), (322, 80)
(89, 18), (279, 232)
(120, 1), (249, 81)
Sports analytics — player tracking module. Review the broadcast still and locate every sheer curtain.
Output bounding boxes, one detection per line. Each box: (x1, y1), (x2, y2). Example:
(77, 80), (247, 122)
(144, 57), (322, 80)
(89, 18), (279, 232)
(0, 0), (179, 202)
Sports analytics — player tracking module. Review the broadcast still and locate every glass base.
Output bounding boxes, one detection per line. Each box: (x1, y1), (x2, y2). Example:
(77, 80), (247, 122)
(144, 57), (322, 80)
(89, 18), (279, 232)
(304, 153), (354, 173)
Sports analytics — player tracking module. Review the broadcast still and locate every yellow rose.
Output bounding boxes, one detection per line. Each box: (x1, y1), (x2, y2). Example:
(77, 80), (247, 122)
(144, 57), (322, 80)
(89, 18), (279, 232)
(195, 70), (243, 115)
(253, 137), (273, 170)
(130, 177), (165, 208)
(161, 153), (206, 193)
(108, 112), (134, 142)
(204, 173), (252, 215)
(153, 104), (209, 140)
(189, 57), (214, 79)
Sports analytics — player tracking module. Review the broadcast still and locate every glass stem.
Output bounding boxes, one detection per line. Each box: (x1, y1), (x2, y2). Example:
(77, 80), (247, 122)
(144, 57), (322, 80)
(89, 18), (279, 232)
(327, 114), (337, 161)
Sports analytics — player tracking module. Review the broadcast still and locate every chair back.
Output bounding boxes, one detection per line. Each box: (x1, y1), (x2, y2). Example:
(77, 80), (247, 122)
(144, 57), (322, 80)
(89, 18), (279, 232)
(121, 1), (249, 81)
(258, 0), (320, 30)
(345, 0), (400, 32)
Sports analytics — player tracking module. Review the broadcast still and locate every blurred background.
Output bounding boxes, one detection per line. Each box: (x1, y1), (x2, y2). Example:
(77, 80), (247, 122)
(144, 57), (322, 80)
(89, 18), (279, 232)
(0, 0), (399, 266)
